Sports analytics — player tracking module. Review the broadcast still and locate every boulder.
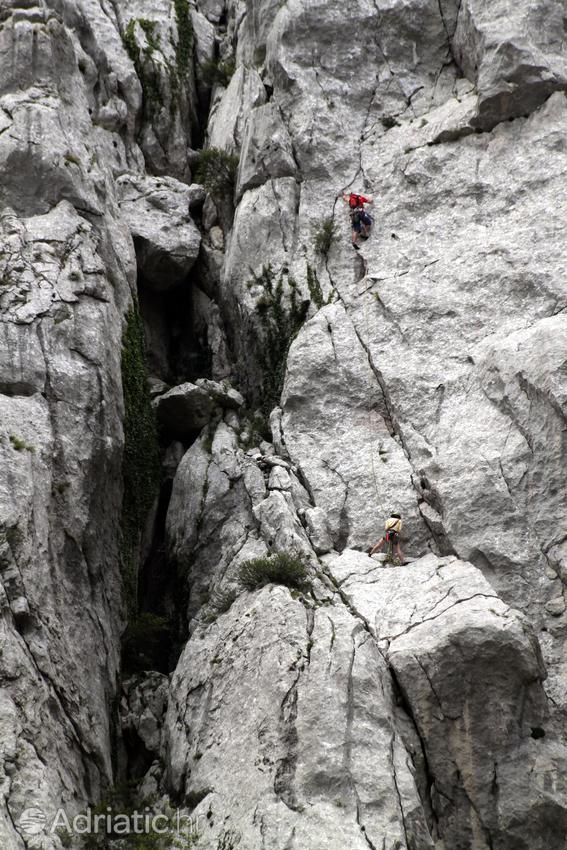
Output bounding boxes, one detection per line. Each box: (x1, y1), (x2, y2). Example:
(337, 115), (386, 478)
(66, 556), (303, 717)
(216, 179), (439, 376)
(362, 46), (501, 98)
(324, 550), (567, 850)
(117, 174), (202, 289)
(155, 379), (243, 436)
(154, 382), (215, 435)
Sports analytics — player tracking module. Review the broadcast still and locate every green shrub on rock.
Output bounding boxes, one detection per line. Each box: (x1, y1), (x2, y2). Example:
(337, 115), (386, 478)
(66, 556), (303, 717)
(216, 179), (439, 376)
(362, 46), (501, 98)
(201, 58), (236, 87)
(239, 552), (310, 591)
(195, 148), (239, 198)
(314, 217), (338, 257)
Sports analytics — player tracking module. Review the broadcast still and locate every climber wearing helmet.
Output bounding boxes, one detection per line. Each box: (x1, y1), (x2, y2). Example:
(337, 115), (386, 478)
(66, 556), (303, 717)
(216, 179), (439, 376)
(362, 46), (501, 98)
(369, 512), (404, 564)
(342, 192), (374, 249)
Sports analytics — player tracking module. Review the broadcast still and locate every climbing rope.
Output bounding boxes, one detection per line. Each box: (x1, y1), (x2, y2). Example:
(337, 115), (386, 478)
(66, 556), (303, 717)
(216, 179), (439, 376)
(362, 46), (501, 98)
(357, 252), (387, 521)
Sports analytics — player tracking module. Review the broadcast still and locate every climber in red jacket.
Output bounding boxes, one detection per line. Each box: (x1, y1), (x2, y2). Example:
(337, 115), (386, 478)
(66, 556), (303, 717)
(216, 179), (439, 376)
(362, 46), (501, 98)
(341, 192), (374, 249)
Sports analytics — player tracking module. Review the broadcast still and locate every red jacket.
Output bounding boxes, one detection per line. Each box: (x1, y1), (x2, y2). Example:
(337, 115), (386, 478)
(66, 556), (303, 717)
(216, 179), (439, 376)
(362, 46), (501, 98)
(349, 193), (371, 209)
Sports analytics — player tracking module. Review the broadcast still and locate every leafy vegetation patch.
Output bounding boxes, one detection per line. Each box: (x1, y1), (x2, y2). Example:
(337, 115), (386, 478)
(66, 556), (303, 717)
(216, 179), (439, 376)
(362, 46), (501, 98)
(122, 19), (162, 112)
(248, 264), (309, 413)
(306, 264), (325, 309)
(9, 435), (35, 453)
(314, 216), (338, 257)
(194, 148), (239, 199)
(200, 57), (236, 87)
(120, 305), (160, 616)
(63, 781), (197, 849)
(239, 552), (310, 591)
(173, 0), (193, 81)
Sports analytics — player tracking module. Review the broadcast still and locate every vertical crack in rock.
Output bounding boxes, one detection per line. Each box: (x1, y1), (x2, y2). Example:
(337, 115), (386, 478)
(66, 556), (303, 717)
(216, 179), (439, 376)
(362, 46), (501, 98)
(273, 604), (313, 811)
(389, 732), (410, 850)
(342, 631), (379, 850)
(321, 458), (350, 551)
(389, 665), (440, 840)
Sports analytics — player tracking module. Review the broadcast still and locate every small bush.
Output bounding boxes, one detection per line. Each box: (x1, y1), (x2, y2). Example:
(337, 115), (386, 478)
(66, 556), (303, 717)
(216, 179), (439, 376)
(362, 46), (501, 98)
(239, 552), (309, 591)
(306, 264), (324, 309)
(201, 58), (236, 87)
(249, 264), (309, 413)
(195, 148), (239, 198)
(381, 114), (399, 130)
(314, 217), (338, 257)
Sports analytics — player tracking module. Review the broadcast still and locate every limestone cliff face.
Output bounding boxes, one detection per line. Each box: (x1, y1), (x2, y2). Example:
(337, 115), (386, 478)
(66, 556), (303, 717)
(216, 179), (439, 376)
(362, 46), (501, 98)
(1, 1), (566, 849)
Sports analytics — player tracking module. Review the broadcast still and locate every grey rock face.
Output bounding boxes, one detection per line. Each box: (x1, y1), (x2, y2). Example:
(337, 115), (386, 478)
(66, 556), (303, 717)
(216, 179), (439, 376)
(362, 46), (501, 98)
(326, 550), (567, 850)
(121, 673), (169, 759)
(115, 0), (200, 180)
(453, 0), (567, 128)
(282, 302), (431, 553)
(162, 550), (564, 850)
(236, 103), (297, 198)
(164, 585), (435, 850)
(0, 1), (136, 841)
(2, 0), (567, 848)
(155, 382), (215, 434)
(166, 418), (313, 626)
(207, 65), (266, 152)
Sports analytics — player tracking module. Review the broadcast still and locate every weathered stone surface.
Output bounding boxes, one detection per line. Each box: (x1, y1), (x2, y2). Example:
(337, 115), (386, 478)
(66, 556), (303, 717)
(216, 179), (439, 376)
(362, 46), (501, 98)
(155, 378), (244, 436)
(282, 302), (431, 553)
(3, 0), (567, 848)
(164, 586), (435, 850)
(453, 0), (567, 128)
(165, 414), (321, 623)
(114, 0), (199, 180)
(195, 378), (244, 408)
(236, 103), (297, 197)
(117, 174), (202, 289)
(325, 549), (567, 850)
(207, 65), (266, 152)
(304, 506), (334, 555)
(0, 4), (136, 842)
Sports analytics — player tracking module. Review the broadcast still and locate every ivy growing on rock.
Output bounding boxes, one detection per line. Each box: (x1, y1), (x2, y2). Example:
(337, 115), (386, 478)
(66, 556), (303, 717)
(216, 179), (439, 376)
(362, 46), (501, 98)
(120, 305), (160, 616)
(122, 7), (193, 116)
(122, 19), (161, 114)
(173, 0), (193, 81)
